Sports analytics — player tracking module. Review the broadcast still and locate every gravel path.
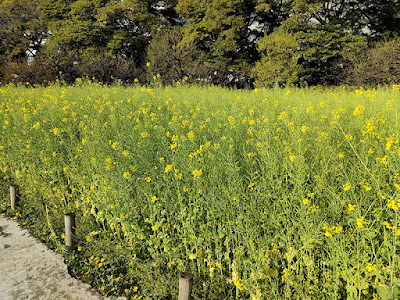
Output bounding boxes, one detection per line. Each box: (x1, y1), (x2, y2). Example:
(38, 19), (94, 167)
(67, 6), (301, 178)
(0, 214), (125, 300)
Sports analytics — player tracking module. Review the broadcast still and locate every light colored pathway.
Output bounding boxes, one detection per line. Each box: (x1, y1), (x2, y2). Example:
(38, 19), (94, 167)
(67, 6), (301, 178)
(0, 214), (125, 300)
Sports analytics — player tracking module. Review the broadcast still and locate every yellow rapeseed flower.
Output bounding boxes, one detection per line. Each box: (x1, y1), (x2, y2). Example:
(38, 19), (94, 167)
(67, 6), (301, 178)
(165, 164), (173, 173)
(359, 180), (372, 191)
(343, 182), (351, 191)
(353, 105), (365, 117)
(52, 127), (60, 135)
(112, 142), (121, 150)
(384, 221), (394, 230)
(366, 263), (376, 272)
(281, 268), (290, 282)
(192, 169), (202, 179)
(345, 133), (353, 141)
(387, 200), (399, 211)
(234, 279), (245, 291)
(357, 216), (366, 228)
(311, 205), (319, 212)
(175, 169), (182, 180)
(248, 152), (255, 159)
(347, 204), (356, 212)
(187, 131), (195, 141)
(376, 155), (388, 166)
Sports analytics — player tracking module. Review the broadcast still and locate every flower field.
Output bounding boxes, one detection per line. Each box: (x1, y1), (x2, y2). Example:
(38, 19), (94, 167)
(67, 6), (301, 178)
(1, 83), (400, 299)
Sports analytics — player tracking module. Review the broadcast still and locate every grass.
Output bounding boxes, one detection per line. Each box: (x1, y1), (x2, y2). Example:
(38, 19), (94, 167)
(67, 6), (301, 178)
(1, 82), (400, 299)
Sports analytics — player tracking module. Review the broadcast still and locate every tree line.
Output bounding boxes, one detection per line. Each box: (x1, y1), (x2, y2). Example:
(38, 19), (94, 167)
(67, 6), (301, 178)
(1, 0), (400, 88)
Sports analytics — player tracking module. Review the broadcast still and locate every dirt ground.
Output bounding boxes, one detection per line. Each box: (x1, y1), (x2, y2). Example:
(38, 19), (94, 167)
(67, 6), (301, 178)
(0, 214), (126, 300)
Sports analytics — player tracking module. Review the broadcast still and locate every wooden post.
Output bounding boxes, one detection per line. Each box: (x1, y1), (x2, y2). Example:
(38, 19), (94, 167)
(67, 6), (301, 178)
(10, 185), (16, 211)
(179, 272), (193, 300)
(64, 213), (75, 251)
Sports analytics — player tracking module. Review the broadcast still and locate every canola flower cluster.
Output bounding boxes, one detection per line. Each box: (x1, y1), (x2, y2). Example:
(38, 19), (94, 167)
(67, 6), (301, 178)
(1, 83), (400, 299)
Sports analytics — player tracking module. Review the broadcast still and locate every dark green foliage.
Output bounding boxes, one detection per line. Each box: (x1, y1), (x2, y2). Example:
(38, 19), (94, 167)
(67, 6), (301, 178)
(175, 0), (262, 84)
(294, 24), (367, 86)
(36, 0), (158, 82)
(253, 25), (367, 87)
(0, 0), (46, 61)
(0, 0), (400, 86)
(0, 0), (47, 80)
(147, 27), (209, 85)
(253, 30), (300, 87)
(285, 0), (400, 38)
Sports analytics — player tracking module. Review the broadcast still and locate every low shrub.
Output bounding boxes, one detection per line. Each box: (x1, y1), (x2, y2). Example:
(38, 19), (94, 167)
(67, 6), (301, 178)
(348, 37), (400, 87)
(1, 60), (56, 86)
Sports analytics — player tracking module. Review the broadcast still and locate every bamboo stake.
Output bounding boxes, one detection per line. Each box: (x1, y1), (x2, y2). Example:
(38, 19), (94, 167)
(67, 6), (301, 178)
(64, 213), (75, 251)
(10, 185), (16, 211)
(179, 272), (193, 300)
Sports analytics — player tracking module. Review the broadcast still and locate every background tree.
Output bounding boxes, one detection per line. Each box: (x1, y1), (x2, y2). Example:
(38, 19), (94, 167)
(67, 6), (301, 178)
(254, 24), (366, 86)
(1, 0), (400, 87)
(294, 24), (367, 85)
(37, 0), (163, 83)
(147, 26), (209, 85)
(253, 0), (371, 86)
(37, 0), (105, 82)
(0, 0), (47, 79)
(286, 0), (400, 38)
(253, 30), (300, 87)
(175, 0), (293, 86)
(349, 37), (400, 87)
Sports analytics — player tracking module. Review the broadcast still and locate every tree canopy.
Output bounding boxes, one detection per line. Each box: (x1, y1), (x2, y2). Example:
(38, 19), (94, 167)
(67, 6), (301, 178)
(0, 0), (399, 86)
